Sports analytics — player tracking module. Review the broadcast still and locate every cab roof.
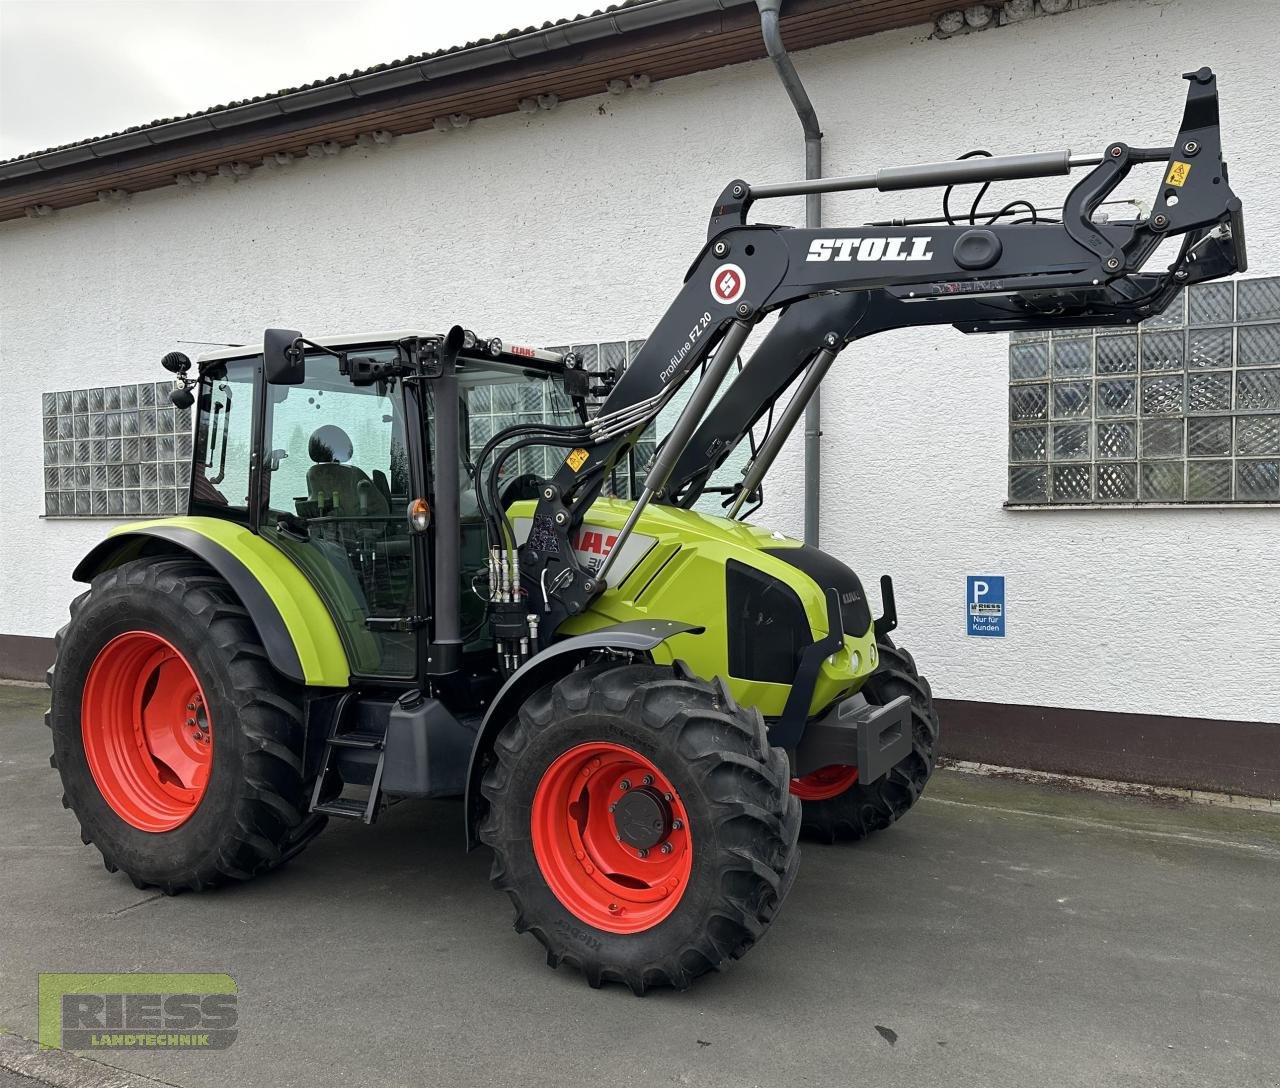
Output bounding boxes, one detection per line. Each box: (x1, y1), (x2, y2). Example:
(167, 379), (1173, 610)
(195, 330), (442, 365)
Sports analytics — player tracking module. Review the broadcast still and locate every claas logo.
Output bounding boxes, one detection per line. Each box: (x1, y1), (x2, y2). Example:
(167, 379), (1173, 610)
(571, 529), (617, 557)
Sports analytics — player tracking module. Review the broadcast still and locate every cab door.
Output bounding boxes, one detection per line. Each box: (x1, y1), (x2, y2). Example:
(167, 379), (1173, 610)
(258, 350), (419, 679)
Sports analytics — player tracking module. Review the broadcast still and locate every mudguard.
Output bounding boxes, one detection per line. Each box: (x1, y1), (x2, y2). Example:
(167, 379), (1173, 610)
(463, 618), (703, 848)
(72, 517), (351, 687)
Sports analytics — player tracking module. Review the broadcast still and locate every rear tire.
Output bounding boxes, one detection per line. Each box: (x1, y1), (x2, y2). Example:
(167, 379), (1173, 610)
(480, 661), (801, 993)
(793, 636), (939, 843)
(47, 558), (325, 892)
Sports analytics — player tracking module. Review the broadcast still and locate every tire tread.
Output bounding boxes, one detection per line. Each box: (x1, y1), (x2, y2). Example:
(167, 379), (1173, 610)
(47, 557), (326, 891)
(479, 660), (801, 994)
(797, 636), (940, 843)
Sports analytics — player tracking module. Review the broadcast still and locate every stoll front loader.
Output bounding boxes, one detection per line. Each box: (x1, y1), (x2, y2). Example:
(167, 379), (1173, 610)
(48, 70), (1244, 992)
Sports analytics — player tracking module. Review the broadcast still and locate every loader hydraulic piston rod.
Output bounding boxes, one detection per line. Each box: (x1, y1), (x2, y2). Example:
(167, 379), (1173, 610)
(596, 319), (753, 586)
(727, 337), (839, 520)
(745, 148), (1144, 201)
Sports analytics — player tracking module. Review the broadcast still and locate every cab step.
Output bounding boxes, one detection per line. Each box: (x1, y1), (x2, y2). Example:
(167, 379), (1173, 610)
(309, 698), (387, 824)
(326, 731), (384, 750)
(311, 797), (374, 820)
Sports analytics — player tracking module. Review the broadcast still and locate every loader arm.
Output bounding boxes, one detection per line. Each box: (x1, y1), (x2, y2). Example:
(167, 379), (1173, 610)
(489, 67), (1245, 641)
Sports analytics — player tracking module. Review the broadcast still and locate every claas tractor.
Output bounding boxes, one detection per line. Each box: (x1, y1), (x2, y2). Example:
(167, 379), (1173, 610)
(47, 70), (1244, 992)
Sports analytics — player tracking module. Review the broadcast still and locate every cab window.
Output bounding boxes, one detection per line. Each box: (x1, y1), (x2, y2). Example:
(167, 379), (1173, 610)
(191, 358), (256, 513)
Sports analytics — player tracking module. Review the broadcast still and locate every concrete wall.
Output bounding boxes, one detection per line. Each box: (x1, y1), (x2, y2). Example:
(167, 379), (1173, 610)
(2, 0), (1276, 722)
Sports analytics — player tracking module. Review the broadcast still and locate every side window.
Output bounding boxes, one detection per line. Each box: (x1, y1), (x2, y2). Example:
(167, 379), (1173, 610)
(191, 358), (255, 511)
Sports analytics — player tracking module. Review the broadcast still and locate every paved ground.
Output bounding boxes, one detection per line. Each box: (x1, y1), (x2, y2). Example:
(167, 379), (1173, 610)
(2, 683), (1278, 1088)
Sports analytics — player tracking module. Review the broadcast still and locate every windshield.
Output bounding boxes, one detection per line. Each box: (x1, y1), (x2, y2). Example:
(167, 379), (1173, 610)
(456, 359), (578, 490)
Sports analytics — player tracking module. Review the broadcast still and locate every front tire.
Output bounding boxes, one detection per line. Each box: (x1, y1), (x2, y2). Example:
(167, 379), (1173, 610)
(791, 636), (939, 843)
(47, 558), (324, 892)
(480, 661), (801, 993)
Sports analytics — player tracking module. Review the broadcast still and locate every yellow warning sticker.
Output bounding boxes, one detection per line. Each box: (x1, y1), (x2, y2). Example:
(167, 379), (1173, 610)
(1166, 160), (1192, 187)
(566, 448), (590, 472)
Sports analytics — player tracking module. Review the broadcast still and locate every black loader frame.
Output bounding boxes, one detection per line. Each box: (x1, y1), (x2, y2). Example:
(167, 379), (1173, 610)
(474, 68), (1243, 652)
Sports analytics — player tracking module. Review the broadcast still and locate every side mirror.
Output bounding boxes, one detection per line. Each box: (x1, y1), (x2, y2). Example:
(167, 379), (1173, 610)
(264, 328), (305, 385)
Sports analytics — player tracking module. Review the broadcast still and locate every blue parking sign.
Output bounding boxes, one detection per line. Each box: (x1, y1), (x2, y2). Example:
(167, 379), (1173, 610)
(966, 576), (1005, 637)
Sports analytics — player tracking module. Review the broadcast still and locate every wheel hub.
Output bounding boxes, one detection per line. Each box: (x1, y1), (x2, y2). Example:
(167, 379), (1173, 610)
(530, 741), (693, 934)
(81, 631), (213, 832)
(612, 786), (671, 851)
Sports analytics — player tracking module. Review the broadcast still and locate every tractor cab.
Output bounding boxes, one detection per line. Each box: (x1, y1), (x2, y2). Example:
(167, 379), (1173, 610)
(187, 329), (583, 687)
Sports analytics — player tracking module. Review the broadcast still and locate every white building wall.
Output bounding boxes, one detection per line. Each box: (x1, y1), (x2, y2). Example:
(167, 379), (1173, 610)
(2, 0), (1276, 721)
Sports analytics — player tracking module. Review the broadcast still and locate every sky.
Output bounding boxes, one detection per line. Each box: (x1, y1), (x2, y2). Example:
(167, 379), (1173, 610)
(0, 0), (602, 159)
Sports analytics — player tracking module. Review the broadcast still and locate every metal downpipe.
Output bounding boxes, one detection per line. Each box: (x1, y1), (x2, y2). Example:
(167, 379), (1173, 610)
(756, 0), (823, 546)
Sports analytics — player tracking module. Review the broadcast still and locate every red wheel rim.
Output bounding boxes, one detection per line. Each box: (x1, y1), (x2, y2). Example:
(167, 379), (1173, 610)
(531, 742), (692, 934)
(81, 631), (212, 832)
(790, 764), (859, 801)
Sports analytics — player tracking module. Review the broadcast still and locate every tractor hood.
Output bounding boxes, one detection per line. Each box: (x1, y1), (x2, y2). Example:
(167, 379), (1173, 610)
(511, 498), (879, 717)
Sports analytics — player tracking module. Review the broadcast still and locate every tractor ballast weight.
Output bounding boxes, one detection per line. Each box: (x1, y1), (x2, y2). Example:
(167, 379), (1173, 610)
(53, 70), (1245, 993)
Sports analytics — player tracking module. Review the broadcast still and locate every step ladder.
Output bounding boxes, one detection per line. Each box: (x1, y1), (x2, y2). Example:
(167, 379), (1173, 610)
(309, 700), (387, 824)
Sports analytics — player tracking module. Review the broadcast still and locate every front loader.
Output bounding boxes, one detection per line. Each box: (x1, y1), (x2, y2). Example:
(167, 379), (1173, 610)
(48, 69), (1245, 992)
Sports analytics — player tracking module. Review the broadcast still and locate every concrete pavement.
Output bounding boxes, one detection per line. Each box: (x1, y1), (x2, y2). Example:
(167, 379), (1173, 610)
(2, 682), (1278, 1088)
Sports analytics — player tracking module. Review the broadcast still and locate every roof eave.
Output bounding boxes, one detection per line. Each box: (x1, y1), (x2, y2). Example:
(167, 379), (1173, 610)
(0, 0), (943, 222)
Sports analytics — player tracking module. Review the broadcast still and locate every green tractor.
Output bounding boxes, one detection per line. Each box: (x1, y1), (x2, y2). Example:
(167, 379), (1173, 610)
(48, 70), (1245, 991)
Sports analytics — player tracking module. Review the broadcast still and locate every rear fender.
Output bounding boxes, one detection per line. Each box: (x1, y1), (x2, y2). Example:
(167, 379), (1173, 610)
(463, 619), (703, 849)
(72, 517), (350, 687)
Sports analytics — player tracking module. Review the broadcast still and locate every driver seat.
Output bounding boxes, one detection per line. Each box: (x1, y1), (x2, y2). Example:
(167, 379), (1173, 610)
(306, 426), (389, 516)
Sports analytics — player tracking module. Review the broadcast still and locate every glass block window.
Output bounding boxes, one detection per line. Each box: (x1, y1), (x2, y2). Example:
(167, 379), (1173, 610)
(1008, 276), (1280, 504)
(41, 382), (193, 518)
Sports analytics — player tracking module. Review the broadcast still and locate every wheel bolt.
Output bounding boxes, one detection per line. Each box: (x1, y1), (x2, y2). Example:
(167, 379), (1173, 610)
(191, 732), (202, 741)
(187, 702), (196, 711)
(660, 843), (673, 855)
(672, 819), (683, 831)
(185, 718), (196, 727)
(609, 902), (620, 913)
(642, 774), (654, 786)
(619, 779), (631, 792)
(609, 802), (617, 812)
(637, 848), (648, 858)
(663, 793), (673, 802)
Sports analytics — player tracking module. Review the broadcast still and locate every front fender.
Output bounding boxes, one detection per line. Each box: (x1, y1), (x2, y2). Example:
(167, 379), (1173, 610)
(463, 619), (703, 849)
(73, 517), (351, 687)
